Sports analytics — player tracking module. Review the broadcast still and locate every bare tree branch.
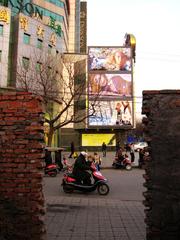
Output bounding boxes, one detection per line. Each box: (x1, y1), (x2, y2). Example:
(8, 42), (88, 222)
(16, 52), (101, 145)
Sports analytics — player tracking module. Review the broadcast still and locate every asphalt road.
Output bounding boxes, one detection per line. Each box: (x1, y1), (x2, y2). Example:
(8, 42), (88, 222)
(43, 168), (145, 201)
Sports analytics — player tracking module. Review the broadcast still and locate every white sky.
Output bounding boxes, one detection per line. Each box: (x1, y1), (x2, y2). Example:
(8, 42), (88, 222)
(86, 0), (180, 114)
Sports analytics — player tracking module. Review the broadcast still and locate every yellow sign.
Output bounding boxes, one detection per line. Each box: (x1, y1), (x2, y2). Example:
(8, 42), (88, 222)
(82, 134), (116, 146)
(0, 9), (10, 23)
(20, 17), (28, 31)
(50, 33), (56, 46)
(37, 25), (44, 38)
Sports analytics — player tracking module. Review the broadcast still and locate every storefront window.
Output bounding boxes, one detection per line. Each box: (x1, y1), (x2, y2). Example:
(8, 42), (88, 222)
(23, 33), (30, 44)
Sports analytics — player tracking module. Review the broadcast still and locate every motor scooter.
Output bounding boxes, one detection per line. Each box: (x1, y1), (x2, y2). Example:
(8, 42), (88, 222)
(44, 163), (58, 177)
(61, 162), (110, 195)
(112, 154), (132, 170)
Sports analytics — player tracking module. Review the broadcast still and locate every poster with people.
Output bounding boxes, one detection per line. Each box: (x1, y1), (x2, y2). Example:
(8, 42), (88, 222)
(88, 100), (133, 127)
(88, 73), (132, 98)
(88, 47), (132, 72)
(88, 46), (134, 129)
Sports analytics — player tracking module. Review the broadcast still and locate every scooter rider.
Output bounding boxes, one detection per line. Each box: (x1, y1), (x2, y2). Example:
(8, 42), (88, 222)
(116, 147), (124, 164)
(72, 151), (93, 185)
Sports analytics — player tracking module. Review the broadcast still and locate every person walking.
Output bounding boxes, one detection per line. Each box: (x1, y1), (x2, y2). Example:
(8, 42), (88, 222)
(102, 142), (107, 157)
(69, 141), (75, 158)
(116, 141), (120, 153)
(130, 143), (135, 163)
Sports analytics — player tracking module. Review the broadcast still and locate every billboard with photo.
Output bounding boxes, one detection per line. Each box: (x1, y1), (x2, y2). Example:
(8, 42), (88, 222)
(88, 47), (132, 72)
(82, 133), (116, 146)
(89, 73), (132, 98)
(88, 100), (133, 127)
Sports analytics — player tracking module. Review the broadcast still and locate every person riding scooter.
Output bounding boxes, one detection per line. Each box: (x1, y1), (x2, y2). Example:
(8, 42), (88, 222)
(72, 151), (93, 185)
(116, 148), (125, 165)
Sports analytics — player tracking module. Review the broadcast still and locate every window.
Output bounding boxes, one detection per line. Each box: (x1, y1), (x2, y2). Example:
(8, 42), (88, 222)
(36, 62), (42, 72)
(48, 44), (52, 53)
(22, 57), (30, 69)
(37, 38), (43, 49)
(0, 25), (3, 36)
(23, 33), (30, 44)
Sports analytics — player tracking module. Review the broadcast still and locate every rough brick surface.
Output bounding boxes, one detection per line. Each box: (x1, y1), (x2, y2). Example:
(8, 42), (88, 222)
(142, 90), (180, 240)
(0, 91), (46, 240)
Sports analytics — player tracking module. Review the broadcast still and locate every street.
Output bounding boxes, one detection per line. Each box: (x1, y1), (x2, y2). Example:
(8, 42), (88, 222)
(44, 168), (146, 240)
(43, 168), (145, 201)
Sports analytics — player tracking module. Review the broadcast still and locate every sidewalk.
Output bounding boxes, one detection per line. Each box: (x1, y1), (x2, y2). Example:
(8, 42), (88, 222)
(45, 196), (146, 240)
(63, 151), (139, 169)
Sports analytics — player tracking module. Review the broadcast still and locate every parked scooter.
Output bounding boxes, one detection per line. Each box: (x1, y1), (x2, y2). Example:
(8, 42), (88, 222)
(112, 154), (132, 170)
(44, 163), (58, 177)
(61, 162), (110, 195)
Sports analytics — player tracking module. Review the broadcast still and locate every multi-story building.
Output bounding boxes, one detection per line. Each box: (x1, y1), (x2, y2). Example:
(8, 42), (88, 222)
(0, 0), (89, 148)
(0, 1), (135, 150)
(0, 0), (82, 87)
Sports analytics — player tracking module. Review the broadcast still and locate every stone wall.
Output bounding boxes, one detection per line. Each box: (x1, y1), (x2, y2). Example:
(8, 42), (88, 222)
(0, 91), (46, 240)
(142, 90), (180, 240)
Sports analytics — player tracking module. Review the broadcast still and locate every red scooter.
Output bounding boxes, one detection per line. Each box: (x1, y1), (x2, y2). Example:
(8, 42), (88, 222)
(112, 154), (132, 170)
(61, 162), (110, 195)
(44, 163), (58, 177)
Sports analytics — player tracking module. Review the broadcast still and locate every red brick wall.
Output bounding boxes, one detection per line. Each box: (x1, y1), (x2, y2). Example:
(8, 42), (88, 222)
(0, 91), (46, 240)
(142, 90), (180, 240)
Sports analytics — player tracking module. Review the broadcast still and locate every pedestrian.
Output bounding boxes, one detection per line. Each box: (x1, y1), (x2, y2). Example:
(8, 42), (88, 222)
(55, 150), (63, 171)
(102, 142), (107, 157)
(94, 152), (102, 171)
(116, 141), (120, 153)
(130, 143), (135, 163)
(138, 148), (145, 168)
(45, 149), (52, 166)
(69, 141), (75, 158)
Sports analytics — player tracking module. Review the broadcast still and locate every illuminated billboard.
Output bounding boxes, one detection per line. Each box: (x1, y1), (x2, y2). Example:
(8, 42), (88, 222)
(88, 100), (133, 127)
(87, 46), (134, 129)
(88, 47), (132, 72)
(82, 133), (116, 146)
(89, 73), (132, 98)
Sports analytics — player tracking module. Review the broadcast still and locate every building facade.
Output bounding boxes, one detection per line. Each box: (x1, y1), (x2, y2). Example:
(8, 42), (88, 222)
(0, 1), (135, 149)
(0, 0), (81, 88)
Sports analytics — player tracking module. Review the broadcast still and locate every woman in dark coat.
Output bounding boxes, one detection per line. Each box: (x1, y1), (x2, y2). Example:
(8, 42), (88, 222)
(72, 152), (92, 185)
(69, 141), (75, 158)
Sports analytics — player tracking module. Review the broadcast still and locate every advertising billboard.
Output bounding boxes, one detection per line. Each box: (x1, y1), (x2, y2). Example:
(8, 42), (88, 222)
(88, 47), (132, 72)
(82, 133), (116, 146)
(87, 46), (134, 129)
(88, 100), (133, 127)
(89, 73), (132, 98)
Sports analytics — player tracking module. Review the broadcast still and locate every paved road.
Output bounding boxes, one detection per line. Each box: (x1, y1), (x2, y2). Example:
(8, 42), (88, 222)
(43, 169), (145, 200)
(44, 167), (146, 240)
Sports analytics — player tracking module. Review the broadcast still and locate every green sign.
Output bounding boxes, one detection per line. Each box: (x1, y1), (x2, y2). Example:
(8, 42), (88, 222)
(49, 16), (62, 37)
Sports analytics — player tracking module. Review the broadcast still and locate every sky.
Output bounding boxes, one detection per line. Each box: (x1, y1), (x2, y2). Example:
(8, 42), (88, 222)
(86, 0), (180, 115)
